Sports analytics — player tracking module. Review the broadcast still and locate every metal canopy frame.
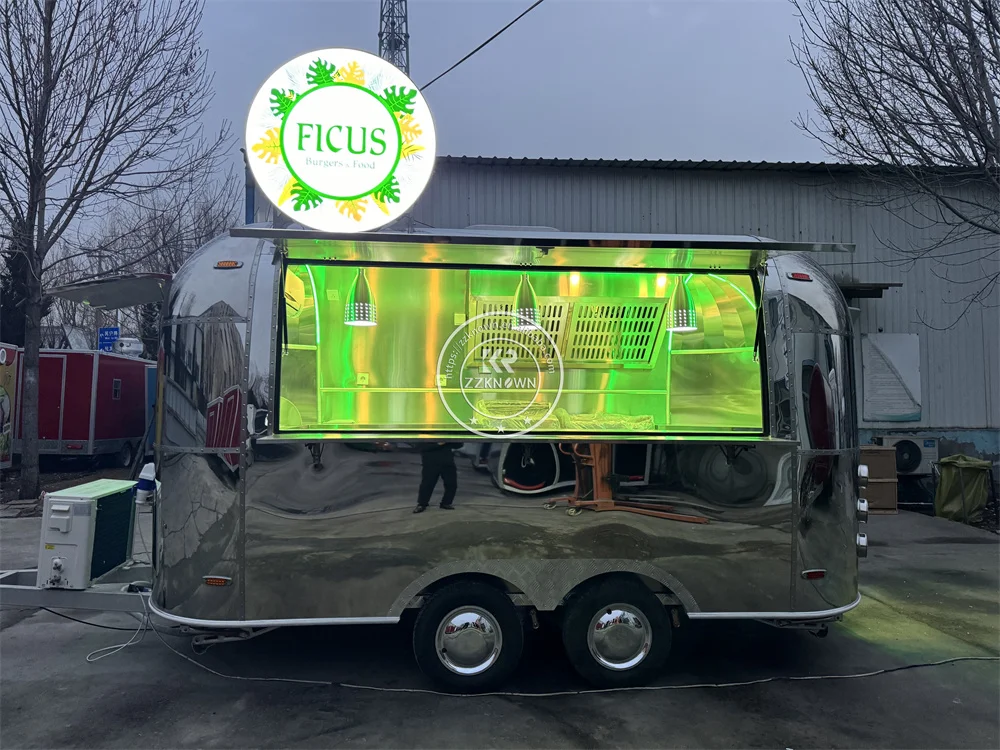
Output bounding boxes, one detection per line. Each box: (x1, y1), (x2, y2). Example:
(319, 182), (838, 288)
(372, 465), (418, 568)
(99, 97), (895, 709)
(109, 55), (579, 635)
(838, 281), (904, 299)
(233, 227), (854, 274)
(44, 273), (172, 311)
(231, 226), (855, 253)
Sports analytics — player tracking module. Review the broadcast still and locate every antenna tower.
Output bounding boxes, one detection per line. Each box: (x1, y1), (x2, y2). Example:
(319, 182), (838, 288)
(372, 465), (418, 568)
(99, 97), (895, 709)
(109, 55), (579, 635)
(378, 0), (409, 75)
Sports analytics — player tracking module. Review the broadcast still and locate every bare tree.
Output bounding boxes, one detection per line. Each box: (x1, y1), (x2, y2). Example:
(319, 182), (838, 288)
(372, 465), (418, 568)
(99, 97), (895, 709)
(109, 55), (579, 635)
(0, 0), (230, 498)
(791, 0), (1000, 320)
(45, 170), (240, 282)
(43, 173), (240, 352)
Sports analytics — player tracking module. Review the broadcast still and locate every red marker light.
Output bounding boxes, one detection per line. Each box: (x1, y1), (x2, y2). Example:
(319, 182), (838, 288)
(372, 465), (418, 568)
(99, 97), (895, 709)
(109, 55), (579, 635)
(787, 272), (813, 282)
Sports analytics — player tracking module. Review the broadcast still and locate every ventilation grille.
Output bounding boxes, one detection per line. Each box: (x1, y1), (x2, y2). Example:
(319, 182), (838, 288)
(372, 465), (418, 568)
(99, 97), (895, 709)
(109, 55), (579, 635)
(468, 297), (666, 368)
(565, 301), (665, 366)
(469, 298), (568, 368)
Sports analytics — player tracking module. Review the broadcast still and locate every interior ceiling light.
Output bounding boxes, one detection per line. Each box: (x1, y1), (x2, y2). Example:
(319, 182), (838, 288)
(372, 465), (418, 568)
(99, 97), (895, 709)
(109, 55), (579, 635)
(511, 272), (540, 331)
(665, 277), (698, 332)
(344, 268), (376, 326)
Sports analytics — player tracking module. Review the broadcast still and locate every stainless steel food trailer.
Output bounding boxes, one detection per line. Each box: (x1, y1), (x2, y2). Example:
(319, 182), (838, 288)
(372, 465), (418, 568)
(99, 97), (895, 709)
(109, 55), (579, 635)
(1, 225), (870, 692)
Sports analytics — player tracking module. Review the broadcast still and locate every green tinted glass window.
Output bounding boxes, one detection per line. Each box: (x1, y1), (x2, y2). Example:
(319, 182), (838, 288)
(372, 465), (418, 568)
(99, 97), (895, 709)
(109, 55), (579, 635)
(277, 265), (763, 435)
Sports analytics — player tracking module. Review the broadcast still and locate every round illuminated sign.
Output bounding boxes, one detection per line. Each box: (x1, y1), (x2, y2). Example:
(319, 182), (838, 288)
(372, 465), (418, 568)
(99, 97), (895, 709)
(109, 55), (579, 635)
(246, 49), (436, 233)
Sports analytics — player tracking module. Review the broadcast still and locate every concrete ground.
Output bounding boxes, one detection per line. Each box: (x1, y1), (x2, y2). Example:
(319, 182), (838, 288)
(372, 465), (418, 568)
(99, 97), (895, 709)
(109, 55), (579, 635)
(1, 512), (998, 749)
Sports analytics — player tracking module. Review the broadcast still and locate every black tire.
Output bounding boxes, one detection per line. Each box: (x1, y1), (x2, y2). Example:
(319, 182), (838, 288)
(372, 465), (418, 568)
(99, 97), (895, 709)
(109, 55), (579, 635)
(412, 581), (524, 692)
(117, 441), (134, 469)
(561, 577), (672, 688)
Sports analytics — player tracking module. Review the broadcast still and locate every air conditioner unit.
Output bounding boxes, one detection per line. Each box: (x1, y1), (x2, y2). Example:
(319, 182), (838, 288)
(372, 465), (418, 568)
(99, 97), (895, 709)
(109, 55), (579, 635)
(880, 436), (939, 476)
(36, 480), (136, 590)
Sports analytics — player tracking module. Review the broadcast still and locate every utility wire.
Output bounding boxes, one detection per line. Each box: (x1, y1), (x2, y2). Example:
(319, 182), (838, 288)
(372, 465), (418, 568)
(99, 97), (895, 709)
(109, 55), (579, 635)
(421, 0), (548, 90)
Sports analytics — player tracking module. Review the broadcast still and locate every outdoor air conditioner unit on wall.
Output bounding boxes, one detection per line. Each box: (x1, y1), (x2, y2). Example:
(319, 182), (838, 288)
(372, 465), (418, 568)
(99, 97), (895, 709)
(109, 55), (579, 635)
(880, 436), (939, 476)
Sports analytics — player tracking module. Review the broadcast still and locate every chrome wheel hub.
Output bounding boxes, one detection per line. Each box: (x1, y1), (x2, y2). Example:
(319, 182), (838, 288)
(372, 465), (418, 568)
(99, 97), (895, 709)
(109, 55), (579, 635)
(587, 604), (652, 671)
(434, 606), (502, 676)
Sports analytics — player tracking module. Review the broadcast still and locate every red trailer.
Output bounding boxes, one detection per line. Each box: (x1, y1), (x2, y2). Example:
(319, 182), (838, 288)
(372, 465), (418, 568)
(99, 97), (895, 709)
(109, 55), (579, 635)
(14, 349), (153, 467)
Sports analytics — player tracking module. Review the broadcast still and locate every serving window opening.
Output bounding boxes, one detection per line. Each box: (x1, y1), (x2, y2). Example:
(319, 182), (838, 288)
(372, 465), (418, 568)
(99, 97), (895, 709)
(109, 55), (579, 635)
(276, 265), (764, 436)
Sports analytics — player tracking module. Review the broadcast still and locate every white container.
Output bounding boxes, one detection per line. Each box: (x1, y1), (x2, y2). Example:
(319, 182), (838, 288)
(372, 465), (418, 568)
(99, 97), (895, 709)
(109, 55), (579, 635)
(135, 462), (156, 505)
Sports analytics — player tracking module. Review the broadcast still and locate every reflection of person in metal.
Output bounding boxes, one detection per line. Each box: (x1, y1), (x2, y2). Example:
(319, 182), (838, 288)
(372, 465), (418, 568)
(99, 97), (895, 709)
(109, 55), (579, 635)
(414, 442), (463, 513)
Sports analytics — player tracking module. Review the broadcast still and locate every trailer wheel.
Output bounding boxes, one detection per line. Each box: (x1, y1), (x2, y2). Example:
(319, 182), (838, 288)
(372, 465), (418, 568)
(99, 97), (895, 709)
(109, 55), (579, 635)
(412, 581), (523, 692)
(117, 441), (134, 469)
(561, 577), (672, 687)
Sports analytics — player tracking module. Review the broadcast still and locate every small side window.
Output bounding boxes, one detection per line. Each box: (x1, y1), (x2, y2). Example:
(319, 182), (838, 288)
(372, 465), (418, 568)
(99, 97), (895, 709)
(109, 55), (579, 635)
(112, 378), (122, 400)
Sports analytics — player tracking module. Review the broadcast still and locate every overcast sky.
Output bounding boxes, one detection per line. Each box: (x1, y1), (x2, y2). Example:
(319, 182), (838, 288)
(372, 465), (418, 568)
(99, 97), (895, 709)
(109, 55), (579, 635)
(200, 0), (828, 163)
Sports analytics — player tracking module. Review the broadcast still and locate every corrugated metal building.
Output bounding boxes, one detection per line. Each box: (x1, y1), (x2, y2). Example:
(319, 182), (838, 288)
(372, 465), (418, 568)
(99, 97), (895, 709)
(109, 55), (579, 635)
(251, 156), (999, 462)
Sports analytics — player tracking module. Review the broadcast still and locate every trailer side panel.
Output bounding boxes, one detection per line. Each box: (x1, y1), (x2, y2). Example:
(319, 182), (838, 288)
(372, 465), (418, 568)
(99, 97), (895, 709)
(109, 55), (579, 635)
(94, 355), (147, 442)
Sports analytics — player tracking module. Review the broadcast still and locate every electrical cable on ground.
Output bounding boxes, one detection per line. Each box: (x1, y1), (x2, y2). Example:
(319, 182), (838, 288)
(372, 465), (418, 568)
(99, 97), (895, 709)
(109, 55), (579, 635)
(130, 593), (999, 696)
(57, 594), (999, 696)
(421, 0), (547, 90)
(85, 606), (148, 663)
(43, 607), (148, 632)
(337, 655), (1000, 697)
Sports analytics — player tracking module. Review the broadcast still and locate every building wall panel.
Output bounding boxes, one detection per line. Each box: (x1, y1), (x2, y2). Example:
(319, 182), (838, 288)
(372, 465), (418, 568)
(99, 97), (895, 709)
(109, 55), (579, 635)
(409, 162), (999, 434)
(252, 159), (997, 436)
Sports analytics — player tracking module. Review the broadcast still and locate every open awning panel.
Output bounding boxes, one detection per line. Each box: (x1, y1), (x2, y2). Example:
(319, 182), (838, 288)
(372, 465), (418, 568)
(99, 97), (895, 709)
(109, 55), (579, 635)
(232, 227), (854, 272)
(45, 274), (171, 310)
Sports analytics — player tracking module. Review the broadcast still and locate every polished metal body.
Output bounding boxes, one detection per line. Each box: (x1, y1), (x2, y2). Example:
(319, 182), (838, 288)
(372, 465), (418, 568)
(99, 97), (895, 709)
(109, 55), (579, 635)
(151, 227), (862, 627)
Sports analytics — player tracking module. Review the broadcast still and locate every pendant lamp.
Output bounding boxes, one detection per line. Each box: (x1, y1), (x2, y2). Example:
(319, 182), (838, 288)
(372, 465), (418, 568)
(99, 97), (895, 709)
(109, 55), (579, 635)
(665, 277), (697, 332)
(511, 272), (540, 331)
(344, 268), (376, 326)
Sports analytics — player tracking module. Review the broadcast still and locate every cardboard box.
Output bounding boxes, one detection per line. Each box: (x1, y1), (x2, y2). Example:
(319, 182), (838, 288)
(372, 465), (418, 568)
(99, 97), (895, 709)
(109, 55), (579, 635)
(866, 478), (898, 513)
(861, 446), (897, 480)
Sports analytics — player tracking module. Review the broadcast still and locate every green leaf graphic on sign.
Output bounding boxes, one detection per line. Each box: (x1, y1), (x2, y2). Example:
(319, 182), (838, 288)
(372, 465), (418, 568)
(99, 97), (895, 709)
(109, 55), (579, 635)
(306, 58), (336, 87)
(269, 88), (298, 117)
(382, 86), (416, 115)
(291, 183), (323, 211)
(373, 176), (400, 204)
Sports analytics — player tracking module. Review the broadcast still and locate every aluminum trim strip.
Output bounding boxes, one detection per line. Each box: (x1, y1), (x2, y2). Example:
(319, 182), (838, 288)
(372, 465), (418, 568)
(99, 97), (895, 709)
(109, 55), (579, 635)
(87, 353), (99, 454)
(257, 434), (798, 445)
(686, 593), (861, 620)
(147, 599), (399, 628)
(238, 238), (266, 620)
(55, 355), (67, 441)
